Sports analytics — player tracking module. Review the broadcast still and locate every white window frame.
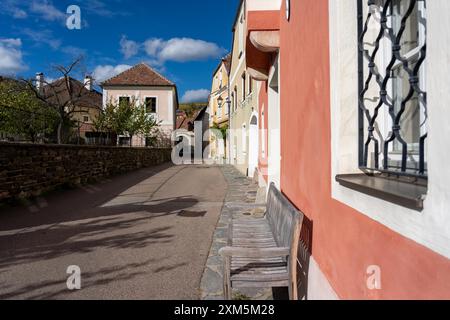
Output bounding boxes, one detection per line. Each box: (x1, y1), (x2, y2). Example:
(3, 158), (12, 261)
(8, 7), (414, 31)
(144, 96), (158, 115)
(118, 95), (131, 106)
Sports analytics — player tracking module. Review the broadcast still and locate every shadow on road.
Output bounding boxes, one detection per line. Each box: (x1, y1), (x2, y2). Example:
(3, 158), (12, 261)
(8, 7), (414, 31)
(0, 163), (227, 300)
(0, 163), (177, 231)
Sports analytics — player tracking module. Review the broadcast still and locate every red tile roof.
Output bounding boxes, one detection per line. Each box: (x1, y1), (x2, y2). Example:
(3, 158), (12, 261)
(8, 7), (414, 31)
(176, 107), (207, 131)
(101, 63), (175, 87)
(44, 77), (102, 110)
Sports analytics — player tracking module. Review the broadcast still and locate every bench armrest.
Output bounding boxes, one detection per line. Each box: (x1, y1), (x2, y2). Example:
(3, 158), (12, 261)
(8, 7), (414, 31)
(219, 246), (290, 259)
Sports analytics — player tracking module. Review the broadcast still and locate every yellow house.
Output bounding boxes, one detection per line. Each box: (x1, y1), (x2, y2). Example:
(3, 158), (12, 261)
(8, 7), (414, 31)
(228, 0), (259, 177)
(208, 54), (231, 160)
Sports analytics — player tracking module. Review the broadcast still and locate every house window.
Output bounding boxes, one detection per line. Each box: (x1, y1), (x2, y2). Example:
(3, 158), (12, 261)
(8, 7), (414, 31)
(238, 14), (244, 55)
(83, 116), (89, 123)
(218, 101), (222, 119)
(241, 73), (246, 101)
(145, 97), (157, 114)
(231, 92), (235, 113)
(119, 96), (130, 106)
(357, 0), (427, 177)
(242, 123), (247, 153)
(234, 87), (238, 111)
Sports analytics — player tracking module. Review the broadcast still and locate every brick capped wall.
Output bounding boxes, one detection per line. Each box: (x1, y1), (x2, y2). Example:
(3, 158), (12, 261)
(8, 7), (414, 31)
(0, 143), (173, 202)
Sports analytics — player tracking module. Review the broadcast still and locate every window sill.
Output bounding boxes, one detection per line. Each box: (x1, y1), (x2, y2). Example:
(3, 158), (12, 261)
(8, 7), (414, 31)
(335, 174), (427, 211)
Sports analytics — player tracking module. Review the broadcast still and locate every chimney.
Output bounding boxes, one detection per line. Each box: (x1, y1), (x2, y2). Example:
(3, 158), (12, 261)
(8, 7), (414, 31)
(36, 72), (44, 93)
(84, 75), (93, 91)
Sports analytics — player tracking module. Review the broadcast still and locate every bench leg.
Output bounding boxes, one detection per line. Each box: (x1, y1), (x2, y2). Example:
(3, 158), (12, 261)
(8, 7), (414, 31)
(223, 257), (232, 300)
(290, 280), (298, 300)
(288, 260), (298, 300)
(223, 280), (232, 300)
(223, 257), (233, 300)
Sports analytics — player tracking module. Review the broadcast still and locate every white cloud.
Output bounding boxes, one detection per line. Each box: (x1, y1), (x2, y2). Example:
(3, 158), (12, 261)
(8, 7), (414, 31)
(120, 36), (139, 59)
(158, 38), (226, 62)
(22, 28), (61, 50)
(12, 9), (27, 18)
(30, 0), (65, 21)
(0, 38), (28, 75)
(131, 37), (226, 63)
(92, 64), (132, 83)
(182, 89), (210, 103)
(73, 0), (129, 18)
(144, 38), (164, 57)
(0, 38), (22, 47)
(61, 46), (86, 57)
(0, 0), (28, 19)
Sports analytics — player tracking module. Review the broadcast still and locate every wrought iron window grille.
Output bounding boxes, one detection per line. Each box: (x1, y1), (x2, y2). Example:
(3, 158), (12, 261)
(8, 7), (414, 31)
(358, 0), (427, 180)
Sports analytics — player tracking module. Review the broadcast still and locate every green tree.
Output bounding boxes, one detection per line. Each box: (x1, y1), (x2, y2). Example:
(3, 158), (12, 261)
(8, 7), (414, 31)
(94, 98), (159, 146)
(211, 122), (228, 159)
(125, 104), (159, 146)
(0, 79), (58, 143)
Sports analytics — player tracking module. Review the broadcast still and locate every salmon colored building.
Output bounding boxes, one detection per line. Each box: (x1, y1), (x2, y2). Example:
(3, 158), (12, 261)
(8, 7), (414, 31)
(240, 0), (450, 299)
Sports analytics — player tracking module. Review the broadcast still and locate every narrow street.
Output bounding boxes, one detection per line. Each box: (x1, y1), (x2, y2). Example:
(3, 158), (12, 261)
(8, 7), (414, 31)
(0, 164), (227, 300)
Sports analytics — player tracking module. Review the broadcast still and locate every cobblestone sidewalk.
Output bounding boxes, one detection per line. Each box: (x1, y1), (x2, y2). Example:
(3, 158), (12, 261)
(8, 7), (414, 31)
(200, 165), (273, 300)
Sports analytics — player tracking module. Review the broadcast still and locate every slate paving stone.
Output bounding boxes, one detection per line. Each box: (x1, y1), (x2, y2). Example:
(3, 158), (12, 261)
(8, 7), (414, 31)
(200, 165), (273, 301)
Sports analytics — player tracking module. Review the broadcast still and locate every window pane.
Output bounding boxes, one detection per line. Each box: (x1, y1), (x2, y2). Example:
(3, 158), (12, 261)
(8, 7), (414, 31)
(242, 74), (246, 100)
(392, 63), (421, 152)
(392, 0), (419, 55)
(145, 98), (156, 113)
(358, 0), (427, 176)
(119, 97), (130, 106)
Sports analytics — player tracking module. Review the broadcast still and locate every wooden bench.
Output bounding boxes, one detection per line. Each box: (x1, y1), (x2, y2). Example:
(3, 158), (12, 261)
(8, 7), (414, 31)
(219, 183), (304, 300)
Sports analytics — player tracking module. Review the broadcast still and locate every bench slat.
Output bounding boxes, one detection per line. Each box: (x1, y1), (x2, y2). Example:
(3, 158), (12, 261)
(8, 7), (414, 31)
(233, 280), (290, 289)
(231, 272), (289, 282)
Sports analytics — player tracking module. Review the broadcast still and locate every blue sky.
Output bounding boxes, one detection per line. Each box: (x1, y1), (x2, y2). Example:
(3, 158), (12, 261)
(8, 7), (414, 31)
(0, 0), (240, 102)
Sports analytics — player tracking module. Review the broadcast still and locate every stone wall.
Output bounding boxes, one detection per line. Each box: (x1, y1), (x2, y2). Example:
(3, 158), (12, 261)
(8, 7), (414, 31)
(0, 143), (173, 202)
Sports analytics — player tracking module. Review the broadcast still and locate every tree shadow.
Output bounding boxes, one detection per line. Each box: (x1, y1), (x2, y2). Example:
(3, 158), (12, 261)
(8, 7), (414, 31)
(0, 163), (217, 299)
(0, 195), (202, 270)
(0, 259), (161, 300)
(0, 163), (178, 231)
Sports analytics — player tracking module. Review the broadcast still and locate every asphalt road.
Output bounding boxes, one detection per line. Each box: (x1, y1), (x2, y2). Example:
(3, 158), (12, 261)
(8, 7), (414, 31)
(0, 164), (227, 300)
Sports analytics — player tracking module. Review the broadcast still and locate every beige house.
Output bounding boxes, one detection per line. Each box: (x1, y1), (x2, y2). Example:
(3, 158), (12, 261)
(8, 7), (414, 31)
(38, 74), (103, 144)
(208, 54), (231, 160)
(101, 63), (178, 147)
(228, 1), (259, 177)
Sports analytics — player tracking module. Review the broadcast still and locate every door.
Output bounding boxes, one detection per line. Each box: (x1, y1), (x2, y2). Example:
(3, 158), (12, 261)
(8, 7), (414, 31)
(268, 56), (281, 188)
(248, 114), (259, 178)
